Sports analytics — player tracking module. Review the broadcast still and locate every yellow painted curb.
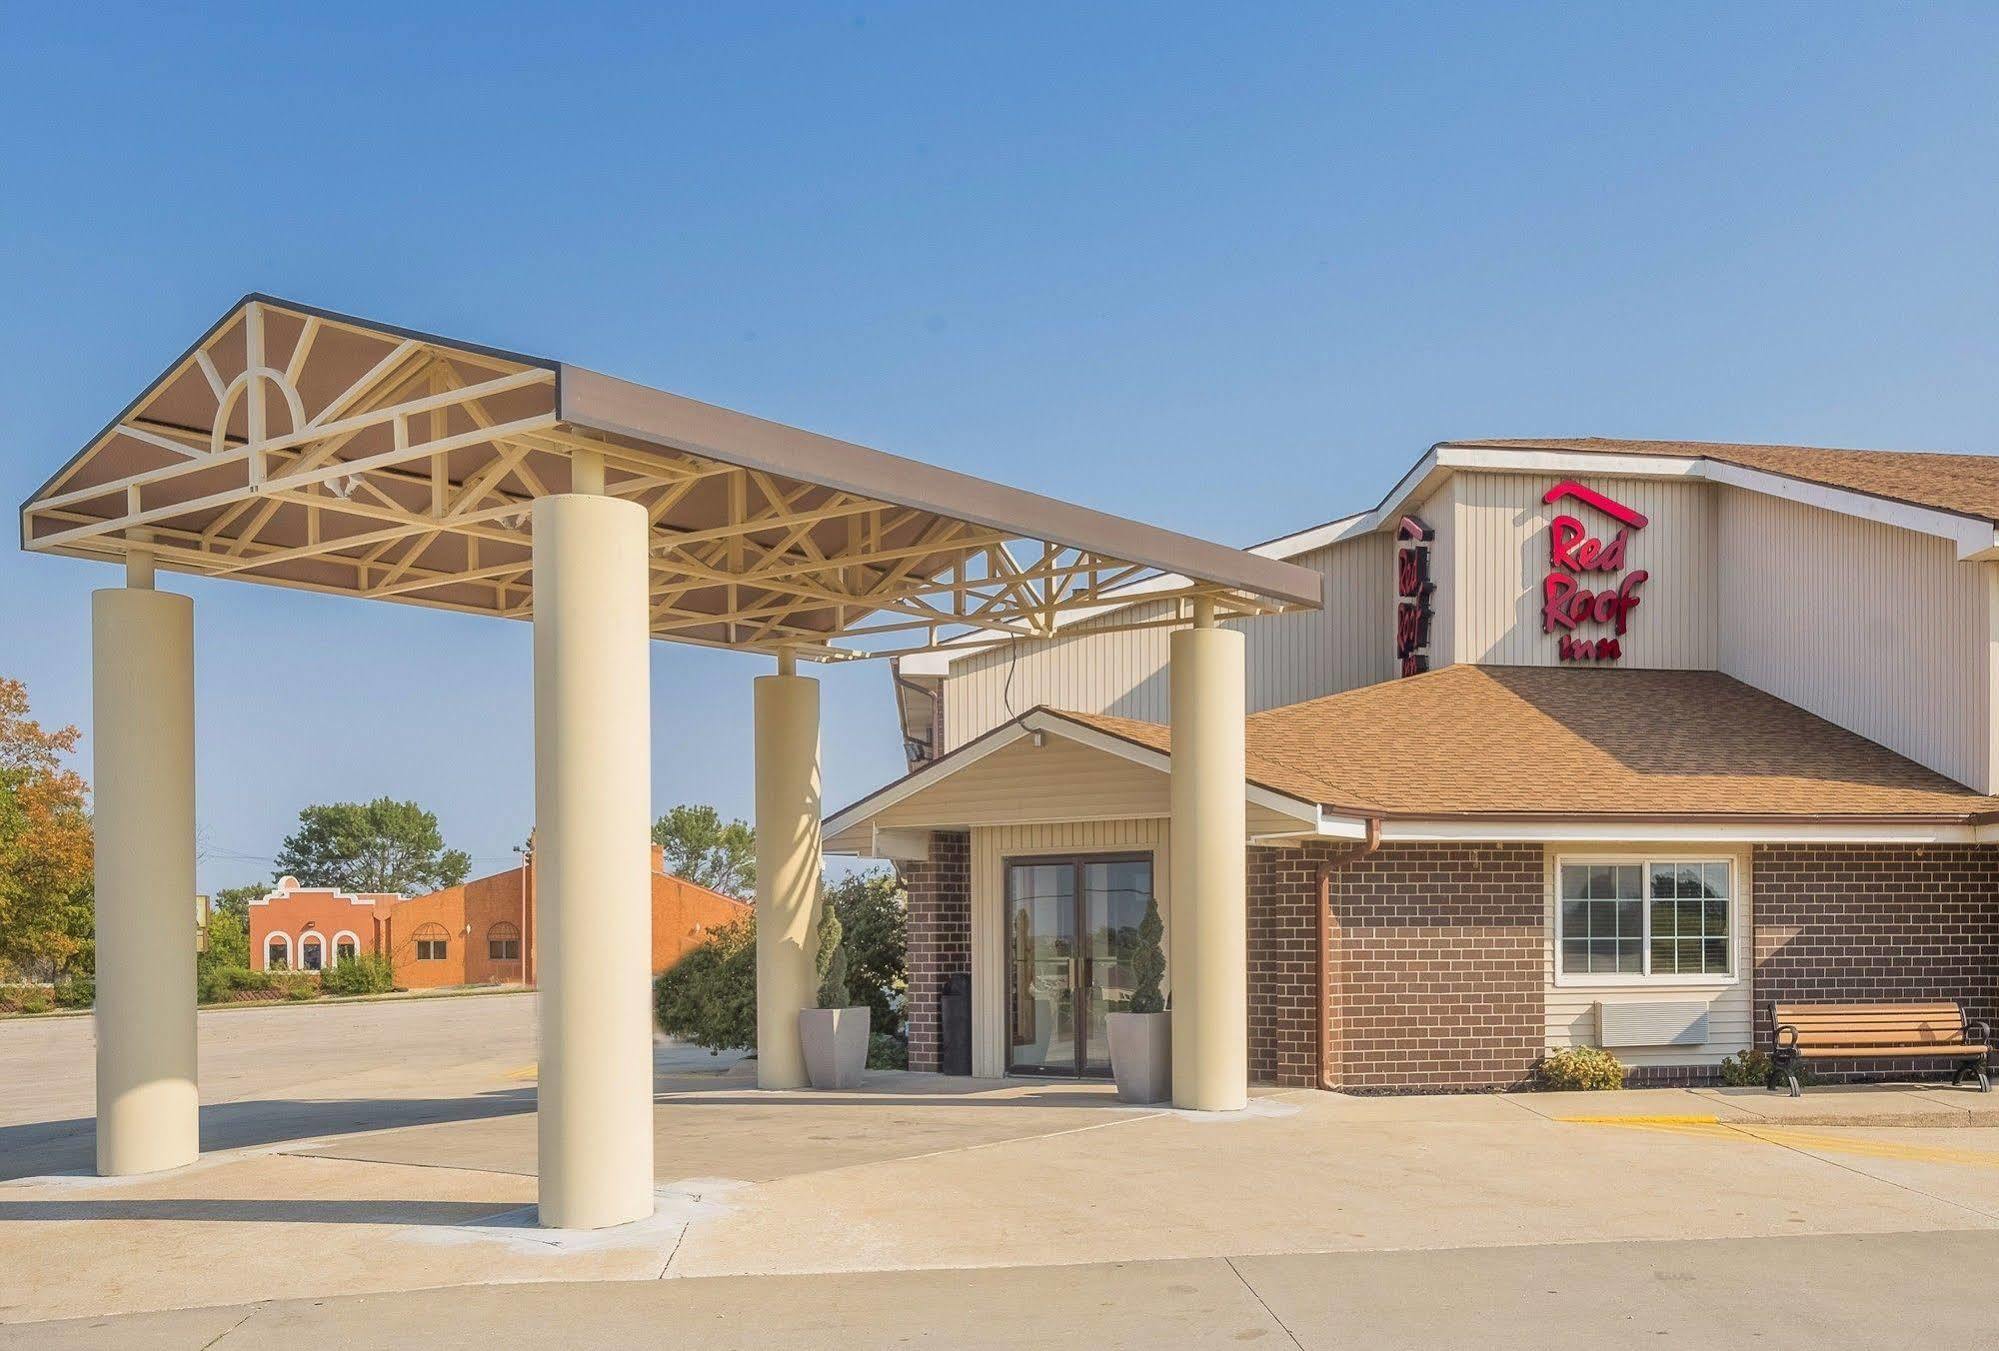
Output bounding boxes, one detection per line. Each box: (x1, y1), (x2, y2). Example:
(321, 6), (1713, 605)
(1557, 1113), (1720, 1125)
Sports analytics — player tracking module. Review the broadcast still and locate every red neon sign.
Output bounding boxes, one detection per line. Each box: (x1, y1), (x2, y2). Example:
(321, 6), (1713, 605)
(1394, 515), (1434, 677)
(1540, 484), (1647, 662)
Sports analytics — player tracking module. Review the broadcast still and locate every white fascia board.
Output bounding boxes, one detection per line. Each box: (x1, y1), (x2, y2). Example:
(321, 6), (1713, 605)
(823, 707), (1324, 842)
(1247, 511), (1375, 559)
(823, 719), (1034, 839)
(1692, 458), (1999, 560)
(1380, 818), (1980, 844)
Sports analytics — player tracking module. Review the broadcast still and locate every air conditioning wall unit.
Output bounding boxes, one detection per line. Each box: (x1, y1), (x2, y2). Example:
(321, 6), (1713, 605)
(1595, 1000), (1709, 1048)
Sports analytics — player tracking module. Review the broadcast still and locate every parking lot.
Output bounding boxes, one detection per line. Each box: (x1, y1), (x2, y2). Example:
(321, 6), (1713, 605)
(9, 995), (1999, 1348)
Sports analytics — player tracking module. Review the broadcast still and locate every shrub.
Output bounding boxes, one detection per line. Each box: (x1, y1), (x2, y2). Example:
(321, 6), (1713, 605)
(655, 915), (756, 1052)
(53, 976), (93, 1009)
(1127, 895), (1166, 1015)
(1538, 1046), (1627, 1091)
(1719, 1048), (1771, 1087)
(1721, 1048), (1812, 1089)
(825, 869), (906, 1039)
(319, 954), (394, 996)
(814, 899), (849, 1010)
(0, 985), (53, 1015)
(868, 1032), (908, 1070)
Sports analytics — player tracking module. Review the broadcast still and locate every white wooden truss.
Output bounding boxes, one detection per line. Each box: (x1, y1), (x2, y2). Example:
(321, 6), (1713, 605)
(20, 297), (1318, 659)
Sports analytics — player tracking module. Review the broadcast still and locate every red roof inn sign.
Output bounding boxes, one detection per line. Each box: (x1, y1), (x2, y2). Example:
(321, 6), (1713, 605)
(1541, 481), (1649, 662)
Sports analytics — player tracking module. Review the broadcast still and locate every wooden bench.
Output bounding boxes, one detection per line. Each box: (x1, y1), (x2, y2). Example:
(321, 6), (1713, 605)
(1770, 1002), (1990, 1097)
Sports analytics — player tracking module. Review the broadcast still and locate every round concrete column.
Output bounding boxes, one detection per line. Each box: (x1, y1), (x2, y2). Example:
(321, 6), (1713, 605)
(1168, 606), (1248, 1111)
(753, 662), (821, 1090)
(93, 582), (199, 1175)
(532, 491), (654, 1229)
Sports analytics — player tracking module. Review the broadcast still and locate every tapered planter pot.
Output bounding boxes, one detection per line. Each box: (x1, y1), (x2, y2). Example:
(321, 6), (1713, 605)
(1107, 1011), (1171, 1104)
(798, 1007), (870, 1090)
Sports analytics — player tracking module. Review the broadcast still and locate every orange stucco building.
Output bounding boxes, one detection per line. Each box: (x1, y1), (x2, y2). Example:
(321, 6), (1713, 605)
(248, 845), (749, 989)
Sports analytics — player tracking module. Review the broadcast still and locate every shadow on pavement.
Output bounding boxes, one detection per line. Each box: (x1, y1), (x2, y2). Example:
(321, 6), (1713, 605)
(0, 1197), (523, 1225)
(0, 1088), (537, 1182)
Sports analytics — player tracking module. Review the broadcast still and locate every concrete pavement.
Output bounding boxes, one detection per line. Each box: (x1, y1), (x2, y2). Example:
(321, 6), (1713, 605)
(16, 1231), (1999, 1350)
(10, 994), (1999, 1345)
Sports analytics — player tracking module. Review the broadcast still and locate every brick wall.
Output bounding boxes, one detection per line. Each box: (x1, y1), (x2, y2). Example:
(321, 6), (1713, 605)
(901, 831), (971, 1073)
(1753, 844), (1999, 1078)
(1247, 841), (1545, 1091)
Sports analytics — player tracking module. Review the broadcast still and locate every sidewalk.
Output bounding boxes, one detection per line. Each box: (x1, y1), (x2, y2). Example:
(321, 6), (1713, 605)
(1517, 1081), (1999, 1128)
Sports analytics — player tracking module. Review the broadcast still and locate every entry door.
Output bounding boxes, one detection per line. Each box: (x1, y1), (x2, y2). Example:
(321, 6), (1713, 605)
(1005, 855), (1154, 1077)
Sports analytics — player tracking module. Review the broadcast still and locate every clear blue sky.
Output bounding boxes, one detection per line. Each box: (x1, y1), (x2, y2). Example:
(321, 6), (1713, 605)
(3, 5), (1995, 891)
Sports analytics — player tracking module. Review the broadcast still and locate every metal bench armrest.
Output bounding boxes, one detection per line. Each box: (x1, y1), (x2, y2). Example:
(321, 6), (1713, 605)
(1774, 1023), (1799, 1051)
(1969, 1020), (1991, 1047)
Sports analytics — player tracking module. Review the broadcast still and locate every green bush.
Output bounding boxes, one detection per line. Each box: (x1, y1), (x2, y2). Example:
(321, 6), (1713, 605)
(0, 985), (53, 1015)
(1721, 1048), (1812, 1088)
(53, 976), (93, 1009)
(1127, 895), (1166, 1015)
(1718, 1048), (1772, 1087)
(814, 898), (849, 1010)
(195, 965), (321, 1004)
(655, 915), (757, 1052)
(319, 954), (394, 996)
(1538, 1046), (1627, 1091)
(868, 1032), (907, 1071)
(825, 869), (906, 1039)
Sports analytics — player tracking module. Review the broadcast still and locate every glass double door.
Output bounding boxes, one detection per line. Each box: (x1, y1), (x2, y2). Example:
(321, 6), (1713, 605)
(1005, 854), (1154, 1078)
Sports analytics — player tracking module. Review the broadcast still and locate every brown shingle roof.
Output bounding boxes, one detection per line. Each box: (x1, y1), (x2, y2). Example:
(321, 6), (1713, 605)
(1058, 665), (1999, 822)
(1454, 438), (1999, 527)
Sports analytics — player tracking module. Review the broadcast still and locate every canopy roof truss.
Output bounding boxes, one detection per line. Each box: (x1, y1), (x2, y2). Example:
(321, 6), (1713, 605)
(21, 297), (1320, 658)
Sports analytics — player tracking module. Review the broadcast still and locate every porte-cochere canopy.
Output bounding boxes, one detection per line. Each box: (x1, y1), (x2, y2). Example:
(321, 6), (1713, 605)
(20, 296), (1320, 658)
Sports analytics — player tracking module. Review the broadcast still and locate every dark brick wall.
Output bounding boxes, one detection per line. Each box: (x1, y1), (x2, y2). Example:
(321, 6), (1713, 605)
(900, 831), (971, 1073)
(1246, 841), (1545, 1091)
(1752, 844), (1999, 1079)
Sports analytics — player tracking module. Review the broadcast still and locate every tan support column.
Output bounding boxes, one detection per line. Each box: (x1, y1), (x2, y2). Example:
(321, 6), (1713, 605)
(533, 489), (654, 1229)
(94, 546), (198, 1174)
(754, 648), (821, 1089)
(1169, 598), (1248, 1111)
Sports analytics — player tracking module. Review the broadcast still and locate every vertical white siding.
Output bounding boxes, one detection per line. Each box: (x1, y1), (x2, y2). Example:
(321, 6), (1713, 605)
(1542, 843), (1754, 1067)
(970, 819), (1170, 1078)
(1233, 532), (1396, 713)
(1453, 473), (1718, 669)
(943, 601), (1177, 752)
(1716, 486), (1992, 791)
(939, 534), (1394, 751)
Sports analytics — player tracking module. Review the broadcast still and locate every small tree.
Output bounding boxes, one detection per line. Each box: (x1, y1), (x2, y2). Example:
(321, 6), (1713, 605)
(1128, 895), (1165, 1015)
(654, 914), (757, 1052)
(814, 897), (849, 1010)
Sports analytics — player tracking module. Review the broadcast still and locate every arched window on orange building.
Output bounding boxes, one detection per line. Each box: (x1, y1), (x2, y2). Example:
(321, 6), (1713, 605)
(412, 923), (450, 961)
(488, 921), (521, 961)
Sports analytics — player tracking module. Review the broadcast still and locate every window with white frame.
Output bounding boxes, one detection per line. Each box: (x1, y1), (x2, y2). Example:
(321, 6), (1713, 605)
(1557, 858), (1732, 980)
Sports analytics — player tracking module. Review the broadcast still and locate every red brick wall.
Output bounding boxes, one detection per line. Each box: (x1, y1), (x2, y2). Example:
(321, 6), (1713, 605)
(1248, 845), (1327, 1088)
(1247, 841), (1545, 1091)
(1752, 844), (1999, 1077)
(901, 831), (971, 1073)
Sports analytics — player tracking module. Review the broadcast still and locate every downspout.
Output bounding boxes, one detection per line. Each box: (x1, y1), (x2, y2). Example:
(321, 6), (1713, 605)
(1316, 817), (1381, 1092)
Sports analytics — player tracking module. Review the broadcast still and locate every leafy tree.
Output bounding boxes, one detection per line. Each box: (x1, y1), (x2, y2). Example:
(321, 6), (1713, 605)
(825, 868), (906, 1037)
(651, 804), (755, 899)
(210, 884), (267, 924)
(0, 678), (95, 982)
(202, 906), (250, 971)
(272, 798), (470, 895)
(653, 913), (757, 1052)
